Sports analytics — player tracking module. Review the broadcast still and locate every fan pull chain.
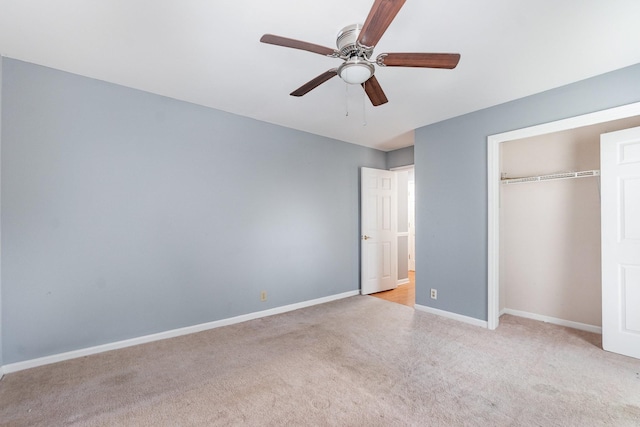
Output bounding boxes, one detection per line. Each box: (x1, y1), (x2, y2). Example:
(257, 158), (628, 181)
(345, 83), (349, 117)
(362, 81), (367, 126)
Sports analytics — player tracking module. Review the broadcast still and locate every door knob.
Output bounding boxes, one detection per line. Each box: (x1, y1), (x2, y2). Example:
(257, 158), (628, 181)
(362, 235), (371, 240)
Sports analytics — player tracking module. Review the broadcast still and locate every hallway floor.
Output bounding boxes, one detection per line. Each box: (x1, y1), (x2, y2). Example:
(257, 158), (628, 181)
(370, 271), (415, 307)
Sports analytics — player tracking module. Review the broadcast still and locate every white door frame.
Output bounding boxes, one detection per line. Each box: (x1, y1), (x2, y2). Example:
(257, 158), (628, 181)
(408, 178), (415, 272)
(391, 165), (415, 281)
(487, 101), (640, 330)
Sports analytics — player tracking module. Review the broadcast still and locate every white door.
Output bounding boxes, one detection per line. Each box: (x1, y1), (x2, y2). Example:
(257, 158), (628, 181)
(408, 179), (416, 271)
(361, 167), (397, 295)
(601, 126), (640, 359)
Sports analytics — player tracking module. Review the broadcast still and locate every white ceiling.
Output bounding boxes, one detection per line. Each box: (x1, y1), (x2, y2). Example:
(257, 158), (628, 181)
(1, 0), (639, 151)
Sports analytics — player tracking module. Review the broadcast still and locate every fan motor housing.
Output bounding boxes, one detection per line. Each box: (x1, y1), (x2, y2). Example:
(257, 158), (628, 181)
(336, 24), (373, 59)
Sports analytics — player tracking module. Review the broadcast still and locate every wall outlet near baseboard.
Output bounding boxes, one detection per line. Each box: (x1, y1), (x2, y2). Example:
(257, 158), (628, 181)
(260, 291), (267, 302)
(430, 289), (437, 300)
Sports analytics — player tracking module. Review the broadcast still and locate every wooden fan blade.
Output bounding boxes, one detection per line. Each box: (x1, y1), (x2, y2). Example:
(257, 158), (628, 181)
(290, 69), (338, 97)
(260, 34), (338, 57)
(378, 53), (461, 69)
(358, 0), (406, 48)
(362, 75), (388, 106)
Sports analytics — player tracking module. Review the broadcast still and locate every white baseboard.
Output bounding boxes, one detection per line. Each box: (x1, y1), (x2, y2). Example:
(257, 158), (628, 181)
(415, 304), (488, 328)
(501, 308), (602, 334)
(2, 290), (359, 374)
(397, 278), (410, 286)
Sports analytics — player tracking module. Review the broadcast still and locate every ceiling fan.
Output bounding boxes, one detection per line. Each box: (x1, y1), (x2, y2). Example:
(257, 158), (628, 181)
(260, 0), (460, 106)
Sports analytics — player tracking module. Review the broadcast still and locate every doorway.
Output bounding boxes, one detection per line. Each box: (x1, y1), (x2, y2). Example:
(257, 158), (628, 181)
(370, 271), (415, 307)
(371, 165), (415, 307)
(487, 102), (640, 330)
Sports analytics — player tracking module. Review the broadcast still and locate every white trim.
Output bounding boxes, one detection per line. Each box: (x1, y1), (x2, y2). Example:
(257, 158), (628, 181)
(389, 165), (415, 292)
(1, 290), (359, 374)
(487, 101), (640, 331)
(415, 304), (488, 328)
(390, 164), (415, 172)
(502, 308), (602, 334)
(0, 55), (3, 378)
(487, 130), (501, 330)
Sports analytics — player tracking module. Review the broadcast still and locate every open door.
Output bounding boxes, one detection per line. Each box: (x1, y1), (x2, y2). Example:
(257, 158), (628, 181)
(361, 167), (397, 295)
(601, 126), (640, 359)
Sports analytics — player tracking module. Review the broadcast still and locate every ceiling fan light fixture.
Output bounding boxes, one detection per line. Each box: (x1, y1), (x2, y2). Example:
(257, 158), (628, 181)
(337, 58), (374, 85)
(261, 0), (460, 106)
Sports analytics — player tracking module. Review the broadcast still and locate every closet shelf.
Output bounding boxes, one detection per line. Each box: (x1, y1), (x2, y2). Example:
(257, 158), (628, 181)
(501, 169), (600, 185)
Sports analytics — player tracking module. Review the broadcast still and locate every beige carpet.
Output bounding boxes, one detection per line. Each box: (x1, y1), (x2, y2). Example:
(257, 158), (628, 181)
(1, 296), (639, 426)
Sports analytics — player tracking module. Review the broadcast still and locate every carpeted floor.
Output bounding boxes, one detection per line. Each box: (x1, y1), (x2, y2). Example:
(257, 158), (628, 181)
(1, 296), (639, 426)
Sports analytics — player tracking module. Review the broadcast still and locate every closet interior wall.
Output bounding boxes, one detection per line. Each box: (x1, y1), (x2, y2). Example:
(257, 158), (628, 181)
(499, 116), (640, 328)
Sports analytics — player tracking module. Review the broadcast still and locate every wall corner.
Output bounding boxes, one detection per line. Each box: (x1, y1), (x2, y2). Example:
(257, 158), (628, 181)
(0, 54), (4, 373)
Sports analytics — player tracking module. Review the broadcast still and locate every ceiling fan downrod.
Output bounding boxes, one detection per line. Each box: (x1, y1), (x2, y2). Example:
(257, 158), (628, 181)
(336, 24), (376, 85)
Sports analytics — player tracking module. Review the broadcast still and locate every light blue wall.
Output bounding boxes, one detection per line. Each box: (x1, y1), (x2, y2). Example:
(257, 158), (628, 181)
(386, 145), (414, 169)
(397, 236), (408, 281)
(0, 59), (386, 364)
(415, 63), (640, 320)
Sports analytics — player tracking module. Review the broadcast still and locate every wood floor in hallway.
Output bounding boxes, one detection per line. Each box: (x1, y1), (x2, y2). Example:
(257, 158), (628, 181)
(370, 271), (415, 307)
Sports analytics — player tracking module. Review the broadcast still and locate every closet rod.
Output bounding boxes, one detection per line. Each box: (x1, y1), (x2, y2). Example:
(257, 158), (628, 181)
(501, 169), (600, 185)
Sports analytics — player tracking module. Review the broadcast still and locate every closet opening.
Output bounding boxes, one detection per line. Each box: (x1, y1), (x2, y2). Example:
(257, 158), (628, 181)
(487, 102), (640, 331)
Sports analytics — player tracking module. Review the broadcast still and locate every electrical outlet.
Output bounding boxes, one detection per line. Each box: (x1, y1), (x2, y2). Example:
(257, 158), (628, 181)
(260, 291), (267, 302)
(430, 289), (437, 300)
